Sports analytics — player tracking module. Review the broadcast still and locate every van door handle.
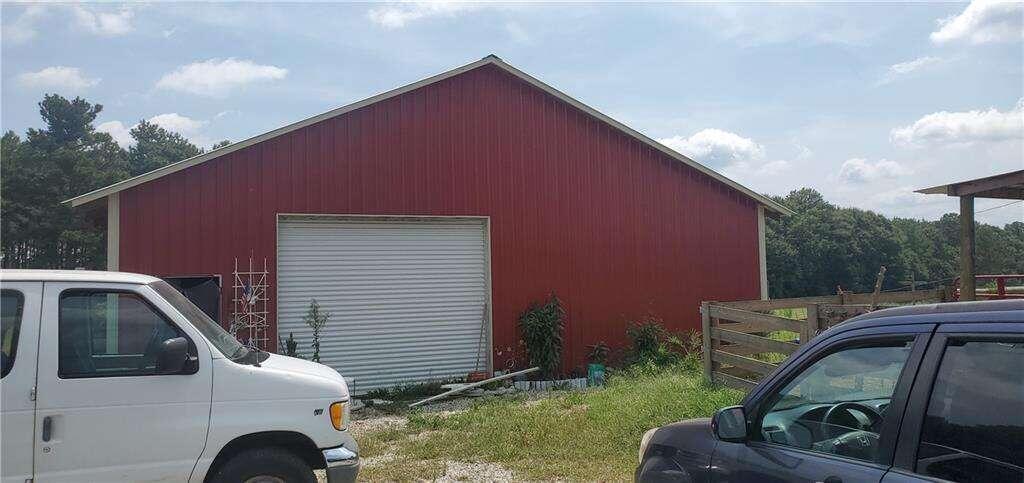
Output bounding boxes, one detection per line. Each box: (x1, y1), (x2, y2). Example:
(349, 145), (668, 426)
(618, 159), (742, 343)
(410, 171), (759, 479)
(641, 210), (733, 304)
(42, 416), (52, 442)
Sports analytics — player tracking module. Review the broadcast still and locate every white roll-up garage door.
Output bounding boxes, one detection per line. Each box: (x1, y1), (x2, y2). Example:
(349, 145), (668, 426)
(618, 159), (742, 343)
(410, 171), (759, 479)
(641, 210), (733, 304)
(277, 217), (489, 393)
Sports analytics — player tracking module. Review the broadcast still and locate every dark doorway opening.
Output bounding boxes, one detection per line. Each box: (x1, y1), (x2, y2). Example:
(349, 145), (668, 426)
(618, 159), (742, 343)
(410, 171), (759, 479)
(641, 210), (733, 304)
(163, 276), (221, 322)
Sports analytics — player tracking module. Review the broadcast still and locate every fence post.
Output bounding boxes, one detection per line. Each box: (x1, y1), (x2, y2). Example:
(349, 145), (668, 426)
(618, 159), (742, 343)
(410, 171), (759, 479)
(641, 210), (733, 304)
(701, 301), (713, 383)
(803, 303), (820, 345)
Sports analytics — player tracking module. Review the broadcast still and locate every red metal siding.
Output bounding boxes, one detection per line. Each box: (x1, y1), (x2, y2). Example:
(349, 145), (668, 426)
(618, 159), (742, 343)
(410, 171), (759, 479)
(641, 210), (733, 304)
(118, 65), (761, 372)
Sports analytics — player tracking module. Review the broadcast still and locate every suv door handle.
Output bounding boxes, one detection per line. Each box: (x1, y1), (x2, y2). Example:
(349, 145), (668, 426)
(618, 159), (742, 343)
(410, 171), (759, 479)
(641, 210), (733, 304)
(821, 476), (842, 483)
(42, 416), (52, 442)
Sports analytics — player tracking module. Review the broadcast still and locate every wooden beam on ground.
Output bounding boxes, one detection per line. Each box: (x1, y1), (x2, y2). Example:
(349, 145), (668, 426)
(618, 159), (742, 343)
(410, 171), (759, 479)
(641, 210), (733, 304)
(711, 327), (800, 355)
(961, 196), (976, 301)
(408, 367), (539, 408)
(709, 305), (805, 333)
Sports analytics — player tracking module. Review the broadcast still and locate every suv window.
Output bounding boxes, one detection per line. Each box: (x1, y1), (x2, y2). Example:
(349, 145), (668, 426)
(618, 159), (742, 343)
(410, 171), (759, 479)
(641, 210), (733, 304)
(58, 290), (189, 378)
(757, 340), (913, 464)
(916, 339), (1024, 482)
(1, 290), (24, 378)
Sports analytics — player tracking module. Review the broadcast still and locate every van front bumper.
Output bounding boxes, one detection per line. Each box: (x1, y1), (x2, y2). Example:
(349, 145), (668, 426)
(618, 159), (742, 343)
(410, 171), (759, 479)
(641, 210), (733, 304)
(322, 444), (359, 483)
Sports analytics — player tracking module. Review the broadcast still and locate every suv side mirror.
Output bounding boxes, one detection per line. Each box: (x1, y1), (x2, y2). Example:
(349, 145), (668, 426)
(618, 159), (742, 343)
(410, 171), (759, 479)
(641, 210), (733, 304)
(155, 337), (189, 374)
(712, 405), (748, 442)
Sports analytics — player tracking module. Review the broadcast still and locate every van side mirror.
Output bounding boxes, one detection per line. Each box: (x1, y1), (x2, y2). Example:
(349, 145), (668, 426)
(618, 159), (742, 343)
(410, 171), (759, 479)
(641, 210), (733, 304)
(712, 405), (748, 442)
(155, 337), (189, 374)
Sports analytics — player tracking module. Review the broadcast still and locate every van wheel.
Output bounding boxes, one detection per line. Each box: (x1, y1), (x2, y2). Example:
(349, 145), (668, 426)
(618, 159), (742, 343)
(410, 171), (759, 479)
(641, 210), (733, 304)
(209, 447), (316, 483)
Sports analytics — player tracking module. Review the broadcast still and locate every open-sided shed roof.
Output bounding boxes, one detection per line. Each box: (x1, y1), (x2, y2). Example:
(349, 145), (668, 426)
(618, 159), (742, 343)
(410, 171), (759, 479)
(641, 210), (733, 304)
(65, 55), (792, 216)
(916, 169), (1024, 200)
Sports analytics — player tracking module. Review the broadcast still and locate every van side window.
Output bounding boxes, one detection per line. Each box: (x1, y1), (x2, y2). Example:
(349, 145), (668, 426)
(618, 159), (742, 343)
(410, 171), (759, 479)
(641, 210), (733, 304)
(58, 290), (185, 378)
(916, 340), (1024, 482)
(756, 340), (913, 464)
(1, 290), (24, 378)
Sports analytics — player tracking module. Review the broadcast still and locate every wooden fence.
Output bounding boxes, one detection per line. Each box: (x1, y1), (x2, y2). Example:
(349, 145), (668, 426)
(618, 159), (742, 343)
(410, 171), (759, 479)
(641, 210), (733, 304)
(701, 288), (950, 391)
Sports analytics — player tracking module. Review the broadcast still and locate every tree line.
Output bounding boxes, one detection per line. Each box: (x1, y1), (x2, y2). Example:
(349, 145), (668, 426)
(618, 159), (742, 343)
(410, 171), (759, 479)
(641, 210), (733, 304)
(766, 189), (1024, 298)
(3, 94), (1022, 296)
(2, 94), (225, 269)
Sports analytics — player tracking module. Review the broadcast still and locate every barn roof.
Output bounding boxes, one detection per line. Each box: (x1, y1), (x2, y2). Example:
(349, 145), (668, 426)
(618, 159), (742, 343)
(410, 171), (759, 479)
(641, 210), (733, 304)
(65, 55), (793, 216)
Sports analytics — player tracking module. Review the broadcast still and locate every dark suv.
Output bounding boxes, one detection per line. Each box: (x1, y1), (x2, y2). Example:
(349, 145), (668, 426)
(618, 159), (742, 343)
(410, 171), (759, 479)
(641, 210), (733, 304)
(636, 300), (1023, 483)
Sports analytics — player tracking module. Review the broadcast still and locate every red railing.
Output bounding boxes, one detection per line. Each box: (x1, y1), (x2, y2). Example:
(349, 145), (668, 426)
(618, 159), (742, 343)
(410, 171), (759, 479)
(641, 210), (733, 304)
(954, 275), (1024, 300)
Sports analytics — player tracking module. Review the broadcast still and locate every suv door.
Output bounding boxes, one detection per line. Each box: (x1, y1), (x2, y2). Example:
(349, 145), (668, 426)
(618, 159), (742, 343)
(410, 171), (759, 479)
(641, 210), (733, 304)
(884, 322), (1024, 483)
(0, 282), (42, 483)
(712, 324), (933, 483)
(33, 282), (214, 482)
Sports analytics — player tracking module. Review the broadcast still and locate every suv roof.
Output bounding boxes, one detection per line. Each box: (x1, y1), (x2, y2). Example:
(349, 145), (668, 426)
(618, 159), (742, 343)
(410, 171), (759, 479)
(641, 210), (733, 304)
(840, 299), (1024, 331)
(0, 269), (160, 285)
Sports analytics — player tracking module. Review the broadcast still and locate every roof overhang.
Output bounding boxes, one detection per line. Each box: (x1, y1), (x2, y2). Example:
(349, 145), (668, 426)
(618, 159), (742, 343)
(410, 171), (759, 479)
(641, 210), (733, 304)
(65, 55), (793, 216)
(916, 170), (1024, 200)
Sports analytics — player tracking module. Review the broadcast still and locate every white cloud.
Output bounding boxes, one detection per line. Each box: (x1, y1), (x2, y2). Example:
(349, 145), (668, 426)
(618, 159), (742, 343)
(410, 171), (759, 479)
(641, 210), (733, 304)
(148, 113), (207, 135)
(156, 58), (288, 97)
(72, 5), (134, 36)
(3, 5), (47, 43)
(891, 99), (1024, 147)
(367, 1), (483, 28)
(838, 158), (912, 184)
(931, 0), (1023, 44)
(659, 128), (765, 168)
(97, 113), (208, 148)
(96, 121), (134, 148)
(659, 128), (794, 178)
(878, 56), (946, 85)
(18, 66), (100, 90)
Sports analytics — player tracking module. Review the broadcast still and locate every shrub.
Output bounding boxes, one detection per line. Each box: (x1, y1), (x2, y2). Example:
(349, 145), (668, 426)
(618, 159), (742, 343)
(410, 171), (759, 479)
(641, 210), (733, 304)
(625, 315), (698, 368)
(587, 341), (611, 365)
(519, 293), (565, 378)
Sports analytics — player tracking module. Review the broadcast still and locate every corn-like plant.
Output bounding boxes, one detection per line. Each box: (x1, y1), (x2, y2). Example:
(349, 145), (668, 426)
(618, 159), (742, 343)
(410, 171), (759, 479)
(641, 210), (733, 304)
(303, 299), (330, 362)
(519, 293), (565, 378)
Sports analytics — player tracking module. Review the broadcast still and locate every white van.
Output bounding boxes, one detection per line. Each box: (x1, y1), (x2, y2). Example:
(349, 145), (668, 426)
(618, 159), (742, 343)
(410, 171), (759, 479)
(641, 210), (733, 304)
(0, 270), (359, 483)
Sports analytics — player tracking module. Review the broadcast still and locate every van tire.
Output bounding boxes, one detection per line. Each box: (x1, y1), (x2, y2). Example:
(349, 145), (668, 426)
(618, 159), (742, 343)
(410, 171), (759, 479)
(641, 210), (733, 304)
(209, 447), (317, 483)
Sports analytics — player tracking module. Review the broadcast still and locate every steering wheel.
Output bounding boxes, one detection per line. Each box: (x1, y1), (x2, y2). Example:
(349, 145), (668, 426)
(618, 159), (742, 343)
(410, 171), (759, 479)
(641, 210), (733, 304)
(822, 402), (882, 440)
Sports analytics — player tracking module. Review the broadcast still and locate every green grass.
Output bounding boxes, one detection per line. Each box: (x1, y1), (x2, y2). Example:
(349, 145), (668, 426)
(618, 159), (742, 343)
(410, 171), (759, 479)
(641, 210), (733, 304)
(356, 362), (742, 481)
(771, 307), (807, 320)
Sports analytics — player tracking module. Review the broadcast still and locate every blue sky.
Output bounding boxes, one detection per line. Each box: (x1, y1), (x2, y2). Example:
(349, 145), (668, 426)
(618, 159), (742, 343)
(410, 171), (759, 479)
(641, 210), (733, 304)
(3, 1), (1022, 224)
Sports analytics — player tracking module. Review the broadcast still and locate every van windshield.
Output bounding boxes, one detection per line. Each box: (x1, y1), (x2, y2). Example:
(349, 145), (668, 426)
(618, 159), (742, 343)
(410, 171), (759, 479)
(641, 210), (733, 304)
(149, 280), (247, 360)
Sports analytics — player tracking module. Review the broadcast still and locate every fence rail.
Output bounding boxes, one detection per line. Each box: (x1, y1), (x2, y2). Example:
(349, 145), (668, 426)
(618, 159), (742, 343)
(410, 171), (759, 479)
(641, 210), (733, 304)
(702, 288), (949, 392)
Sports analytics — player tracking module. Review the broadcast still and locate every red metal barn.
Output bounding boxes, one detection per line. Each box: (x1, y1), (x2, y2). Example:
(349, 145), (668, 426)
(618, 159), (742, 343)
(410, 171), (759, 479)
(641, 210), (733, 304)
(69, 56), (790, 391)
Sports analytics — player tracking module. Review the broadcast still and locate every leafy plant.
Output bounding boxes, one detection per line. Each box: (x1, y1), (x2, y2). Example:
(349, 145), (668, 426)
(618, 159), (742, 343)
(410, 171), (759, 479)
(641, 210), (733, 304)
(518, 293), (565, 378)
(303, 299), (330, 362)
(587, 341), (610, 365)
(626, 315), (687, 367)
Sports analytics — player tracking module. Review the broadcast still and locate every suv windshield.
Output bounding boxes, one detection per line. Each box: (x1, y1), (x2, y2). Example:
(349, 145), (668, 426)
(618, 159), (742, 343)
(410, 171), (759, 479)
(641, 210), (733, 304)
(149, 280), (248, 360)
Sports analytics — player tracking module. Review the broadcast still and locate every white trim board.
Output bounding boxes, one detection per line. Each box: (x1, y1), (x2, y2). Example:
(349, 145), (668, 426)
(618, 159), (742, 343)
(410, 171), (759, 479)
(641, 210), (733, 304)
(65, 55), (792, 216)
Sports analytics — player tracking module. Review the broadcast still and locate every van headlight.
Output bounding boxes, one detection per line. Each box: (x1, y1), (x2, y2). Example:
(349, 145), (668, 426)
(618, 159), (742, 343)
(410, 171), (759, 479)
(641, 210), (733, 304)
(330, 401), (349, 431)
(639, 428), (658, 463)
